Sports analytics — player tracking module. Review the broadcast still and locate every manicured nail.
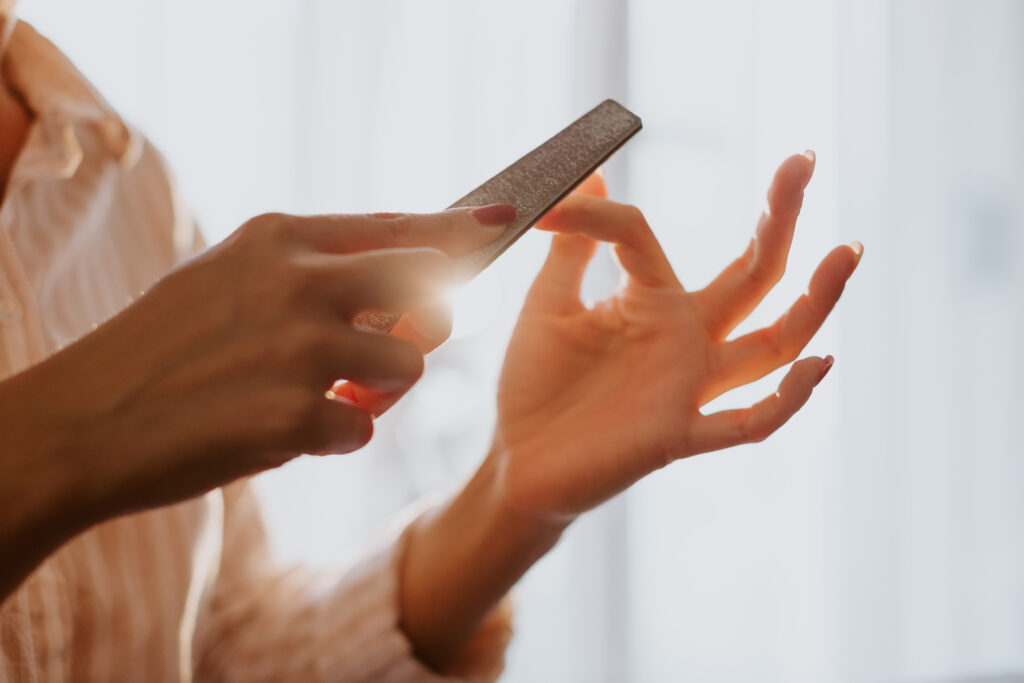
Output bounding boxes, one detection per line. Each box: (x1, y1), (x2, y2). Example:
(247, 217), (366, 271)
(816, 355), (835, 386)
(800, 150), (816, 187)
(470, 203), (517, 227)
(850, 241), (864, 265)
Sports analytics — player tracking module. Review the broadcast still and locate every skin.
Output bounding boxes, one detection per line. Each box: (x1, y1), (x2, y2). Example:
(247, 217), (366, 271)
(0, 205), (516, 600)
(400, 158), (863, 669)
(0, 6), (863, 675)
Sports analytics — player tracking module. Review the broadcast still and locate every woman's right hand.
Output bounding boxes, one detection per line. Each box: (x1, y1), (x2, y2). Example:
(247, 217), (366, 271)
(0, 207), (510, 528)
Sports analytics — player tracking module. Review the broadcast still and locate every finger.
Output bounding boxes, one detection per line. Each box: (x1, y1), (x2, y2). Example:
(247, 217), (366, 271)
(574, 170), (608, 198)
(295, 205), (515, 255)
(695, 152), (815, 339)
(322, 329), (425, 394)
(329, 370), (413, 413)
(311, 247), (453, 318)
(534, 195), (680, 288)
(327, 379), (404, 418)
(326, 304), (450, 416)
(688, 355), (832, 454)
(303, 397), (375, 456)
(392, 300), (453, 353)
(710, 243), (861, 399)
(523, 233), (599, 314)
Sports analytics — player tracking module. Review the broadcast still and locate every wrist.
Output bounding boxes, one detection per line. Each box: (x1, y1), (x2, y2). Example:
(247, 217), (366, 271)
(407, 453), (566, 591)
(464, 449), (568, 550)
(399, 448), (565, 670)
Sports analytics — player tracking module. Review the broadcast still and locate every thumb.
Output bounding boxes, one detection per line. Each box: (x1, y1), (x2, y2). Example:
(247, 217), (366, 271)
(523, 233), (598, 315)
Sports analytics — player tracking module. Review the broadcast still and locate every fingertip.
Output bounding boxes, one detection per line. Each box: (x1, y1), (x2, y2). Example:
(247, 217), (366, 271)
(535, 193), (585, 231)
(468, 203), (517, 228)
(849, 241), (864, 265)
(322, 397), (376, 453)
(576, 171), (609, 198)
(437, 206), (510, 254)
(816, 354), (835, 386)
(352, 410), (375, 448)
(406, 303), (453, 347)
(769, 154), (814, 208)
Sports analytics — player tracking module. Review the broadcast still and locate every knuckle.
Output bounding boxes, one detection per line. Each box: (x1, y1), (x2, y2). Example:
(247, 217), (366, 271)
(385, 215), (414, 244)
(309, 402), (373, 454)
(748, 258), (785, 288)
(278, 254), (321, 300)
(243, 212), (291, 241)
(764, 326), (798, 364)
(781, 345), (800, 365)
(743, 416), (772, 444)
(393, 341), (425, 382)
(623, 204), (648, 228)
(438, 211), (461, 238)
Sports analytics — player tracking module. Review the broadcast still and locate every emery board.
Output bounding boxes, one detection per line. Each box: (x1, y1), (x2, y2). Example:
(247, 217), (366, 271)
(356, 99), (642, 333)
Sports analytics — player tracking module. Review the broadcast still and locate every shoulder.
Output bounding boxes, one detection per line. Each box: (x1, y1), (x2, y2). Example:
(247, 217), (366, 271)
(75, 122), (205, 265)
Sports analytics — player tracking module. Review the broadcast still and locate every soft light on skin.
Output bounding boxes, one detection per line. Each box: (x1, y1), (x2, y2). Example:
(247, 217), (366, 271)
(0, 2), (16, 76)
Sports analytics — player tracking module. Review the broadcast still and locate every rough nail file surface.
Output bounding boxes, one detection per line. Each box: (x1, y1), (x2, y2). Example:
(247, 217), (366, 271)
(357, 99), (642, 333)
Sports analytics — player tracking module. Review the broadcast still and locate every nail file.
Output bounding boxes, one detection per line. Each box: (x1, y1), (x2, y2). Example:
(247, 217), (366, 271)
(356, 99), (642, 333)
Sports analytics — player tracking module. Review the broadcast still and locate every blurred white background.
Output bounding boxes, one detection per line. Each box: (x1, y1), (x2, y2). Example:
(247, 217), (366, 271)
(17, 0), (1024, 680)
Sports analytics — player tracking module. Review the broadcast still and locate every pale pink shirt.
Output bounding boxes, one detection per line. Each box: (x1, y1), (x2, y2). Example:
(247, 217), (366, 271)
(0, 21), (510, 682)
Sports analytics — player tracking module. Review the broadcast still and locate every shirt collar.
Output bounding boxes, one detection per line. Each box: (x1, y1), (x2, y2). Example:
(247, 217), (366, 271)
(4, 19), (141, 181)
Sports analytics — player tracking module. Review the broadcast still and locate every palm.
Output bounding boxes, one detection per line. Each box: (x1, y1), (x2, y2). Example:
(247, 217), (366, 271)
(493, 155), (862, 519)
(498, 282), (704, 505)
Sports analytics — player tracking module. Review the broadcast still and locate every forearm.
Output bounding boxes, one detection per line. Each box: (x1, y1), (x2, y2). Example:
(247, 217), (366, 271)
(0, 364), (95, 601)
(398, 450), (564, 672)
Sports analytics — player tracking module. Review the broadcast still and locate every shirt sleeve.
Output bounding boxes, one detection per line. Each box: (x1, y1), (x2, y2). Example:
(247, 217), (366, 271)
(191, 481), (513, 683)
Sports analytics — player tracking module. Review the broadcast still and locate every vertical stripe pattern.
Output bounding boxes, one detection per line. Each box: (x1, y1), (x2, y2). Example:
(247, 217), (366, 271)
(0, 17), (511, 683)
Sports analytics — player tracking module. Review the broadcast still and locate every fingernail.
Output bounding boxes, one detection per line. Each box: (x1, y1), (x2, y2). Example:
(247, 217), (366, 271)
(816, 355), (835, 385)
(803, 149), (816, 166)
(470, 203), (517, 227)
(850, 241), (864, 265)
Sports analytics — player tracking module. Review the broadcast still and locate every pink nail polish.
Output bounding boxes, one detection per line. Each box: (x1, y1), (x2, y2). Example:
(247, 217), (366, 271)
(816, 355), (835, 385)
(470, 204), (517, 226)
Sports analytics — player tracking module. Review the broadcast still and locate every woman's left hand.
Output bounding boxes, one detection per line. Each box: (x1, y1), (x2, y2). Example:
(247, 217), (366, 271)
(491, 153), (862, 524)
(398, 154), (862, 670)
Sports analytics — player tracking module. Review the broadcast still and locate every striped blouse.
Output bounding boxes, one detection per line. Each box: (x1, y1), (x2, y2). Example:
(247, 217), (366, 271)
(0, 20), (510, 683)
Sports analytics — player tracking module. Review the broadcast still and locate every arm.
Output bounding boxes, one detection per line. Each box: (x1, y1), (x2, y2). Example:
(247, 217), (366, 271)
(192, 481), (512, 682)
(399, 153), (863, 669)
(0, 206), (512, 601)
(0, 365), (90, 600)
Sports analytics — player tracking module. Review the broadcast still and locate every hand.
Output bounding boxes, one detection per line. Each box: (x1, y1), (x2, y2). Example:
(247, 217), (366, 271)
(492, 154), (862, 523)
(395, 158), (860, 668)
(0, 206), (511, 526)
